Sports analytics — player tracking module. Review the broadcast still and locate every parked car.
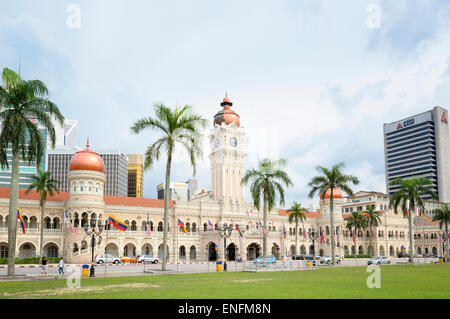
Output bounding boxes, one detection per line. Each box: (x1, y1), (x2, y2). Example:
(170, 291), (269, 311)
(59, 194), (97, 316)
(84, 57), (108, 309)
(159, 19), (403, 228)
(254, 255), (277, 265)
(368, 256), (390, 265)
(398, 252), (410, 258)
(95, 254), (121, 264)
(138, 255), (160, 264)
(319, 254), (341, 265)
(120, 256), (137, 263)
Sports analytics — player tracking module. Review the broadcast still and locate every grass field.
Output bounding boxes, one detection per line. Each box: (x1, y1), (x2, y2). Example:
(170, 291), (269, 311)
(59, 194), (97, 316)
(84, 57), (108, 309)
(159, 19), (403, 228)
(1, 263), (449, 299)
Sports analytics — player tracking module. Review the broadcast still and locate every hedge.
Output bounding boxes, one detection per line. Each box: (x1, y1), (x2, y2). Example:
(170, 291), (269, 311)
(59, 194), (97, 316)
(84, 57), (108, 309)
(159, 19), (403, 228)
(0, 257), (60, 264)
(344, 254), (372, 259)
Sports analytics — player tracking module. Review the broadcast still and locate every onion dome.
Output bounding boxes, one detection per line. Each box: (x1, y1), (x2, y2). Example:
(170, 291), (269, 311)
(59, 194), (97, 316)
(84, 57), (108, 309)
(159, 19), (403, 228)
(69, 137), (104, 173)
(213, 93), (240, 127)
(320, 187), (343, 200)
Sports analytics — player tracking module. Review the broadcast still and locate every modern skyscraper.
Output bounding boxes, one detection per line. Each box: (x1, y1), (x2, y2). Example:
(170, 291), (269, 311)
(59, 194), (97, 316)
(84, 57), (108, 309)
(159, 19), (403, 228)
(126, 154), (143, 197)
(383, 106), (450, 202)
(0, 117), (76, 189)
(48, 140), (128, 196)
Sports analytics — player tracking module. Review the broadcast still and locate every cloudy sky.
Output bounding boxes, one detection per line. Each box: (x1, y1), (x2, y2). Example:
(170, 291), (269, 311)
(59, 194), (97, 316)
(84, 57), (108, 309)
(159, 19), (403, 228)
(1, 0), (450, 210)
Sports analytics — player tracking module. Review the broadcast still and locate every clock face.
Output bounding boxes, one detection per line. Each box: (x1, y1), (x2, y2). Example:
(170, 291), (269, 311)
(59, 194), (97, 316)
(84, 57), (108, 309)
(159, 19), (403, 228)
(229, 137), (238, 147)
(214, 138), (220, 148)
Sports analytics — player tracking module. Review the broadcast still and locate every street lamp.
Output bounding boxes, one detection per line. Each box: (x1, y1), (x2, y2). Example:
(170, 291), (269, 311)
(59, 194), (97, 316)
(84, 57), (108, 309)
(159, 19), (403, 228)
(308, 227), (319, 256)
(218, 223), (234, 272)
(83, 214), (103, 277)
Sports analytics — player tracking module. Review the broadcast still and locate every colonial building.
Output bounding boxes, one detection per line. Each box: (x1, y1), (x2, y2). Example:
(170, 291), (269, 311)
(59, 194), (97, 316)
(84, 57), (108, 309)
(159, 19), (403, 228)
(0, 96), (446, 263)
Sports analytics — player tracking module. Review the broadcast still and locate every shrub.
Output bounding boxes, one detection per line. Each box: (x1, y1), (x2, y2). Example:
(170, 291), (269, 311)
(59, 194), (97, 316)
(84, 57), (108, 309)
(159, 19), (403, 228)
(0, 257), (59, 264)
(344, 254), (371, 259)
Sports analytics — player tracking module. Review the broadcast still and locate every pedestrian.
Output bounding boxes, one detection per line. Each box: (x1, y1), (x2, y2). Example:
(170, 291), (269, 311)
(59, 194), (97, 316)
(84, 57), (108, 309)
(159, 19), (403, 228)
(41, 256), (47, 275)
(58, 257), (64, 275)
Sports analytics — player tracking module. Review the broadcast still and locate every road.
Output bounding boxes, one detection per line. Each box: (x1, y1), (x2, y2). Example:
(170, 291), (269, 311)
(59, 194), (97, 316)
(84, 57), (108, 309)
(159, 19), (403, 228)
(0, 257), (440, 279)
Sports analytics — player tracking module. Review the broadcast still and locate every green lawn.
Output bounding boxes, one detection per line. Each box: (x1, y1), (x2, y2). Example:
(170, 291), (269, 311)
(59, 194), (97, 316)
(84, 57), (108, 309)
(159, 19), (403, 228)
(1, 263), (449, 299)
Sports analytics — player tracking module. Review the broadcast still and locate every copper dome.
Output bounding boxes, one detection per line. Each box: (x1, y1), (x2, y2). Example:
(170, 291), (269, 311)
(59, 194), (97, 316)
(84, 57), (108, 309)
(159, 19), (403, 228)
(69, 138), (104, 173)
(213, 93), (240, 127)
(320, 187), (343, 200)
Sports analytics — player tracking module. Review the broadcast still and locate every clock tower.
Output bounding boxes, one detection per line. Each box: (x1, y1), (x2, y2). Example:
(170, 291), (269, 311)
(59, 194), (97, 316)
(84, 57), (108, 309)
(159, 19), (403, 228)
(209, 94), (245, 206)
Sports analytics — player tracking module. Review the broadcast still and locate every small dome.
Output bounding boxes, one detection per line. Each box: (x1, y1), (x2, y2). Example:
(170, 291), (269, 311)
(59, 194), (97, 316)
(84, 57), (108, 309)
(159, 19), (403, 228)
(320, 187), (343, 200)
(214, 94), (240, 127)
(69, 138), (104, 173)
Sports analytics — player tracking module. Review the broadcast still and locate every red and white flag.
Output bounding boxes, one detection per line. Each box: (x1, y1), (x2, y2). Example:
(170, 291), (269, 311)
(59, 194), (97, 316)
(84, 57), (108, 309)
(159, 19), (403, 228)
(64, 211), (77, 234)
(146, 213), (151, 236)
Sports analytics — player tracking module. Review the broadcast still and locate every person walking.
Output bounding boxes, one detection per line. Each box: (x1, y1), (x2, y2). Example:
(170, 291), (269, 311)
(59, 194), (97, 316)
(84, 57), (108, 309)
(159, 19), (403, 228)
(58, 257), (64, 276)
(41, 256), (47, 275)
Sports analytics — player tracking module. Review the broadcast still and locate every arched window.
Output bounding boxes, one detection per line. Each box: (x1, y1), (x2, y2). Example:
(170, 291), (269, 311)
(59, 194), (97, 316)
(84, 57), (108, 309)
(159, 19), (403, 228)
(158, 222), (163, 232)
(192, 223), (197, 233)
(44, 217), (51, 229)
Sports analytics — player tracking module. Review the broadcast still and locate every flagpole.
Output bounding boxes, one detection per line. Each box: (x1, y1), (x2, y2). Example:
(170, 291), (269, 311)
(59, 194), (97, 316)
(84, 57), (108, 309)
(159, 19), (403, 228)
(176, 221), (179, 273)
(62, 209), (66, 260)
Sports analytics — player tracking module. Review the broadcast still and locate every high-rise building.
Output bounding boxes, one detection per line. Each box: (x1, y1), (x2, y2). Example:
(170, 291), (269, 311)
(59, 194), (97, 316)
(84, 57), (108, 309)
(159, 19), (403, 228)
(157, 179), (198, 201)
(157, 182), (189, 201)
(383, 106), (450, 202)
(48, 140), (128, 196)
(126, 154), (143, 197)
(0, 117), (76, 189)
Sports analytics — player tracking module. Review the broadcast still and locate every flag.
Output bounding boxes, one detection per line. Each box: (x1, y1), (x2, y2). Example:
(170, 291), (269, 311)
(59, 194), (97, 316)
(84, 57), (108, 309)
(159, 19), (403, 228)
(235, 224), (243, 237)
(283, 225), (287, 239)
(258, 221), (268, 237)
(64, 211), (77, 234)
(17, 209), (26, 234)
(352, 228), (356, 244)
(320, 229), (324, 243)
(208, 220), (215, 232)
(303, 228), (307, 239)
(177, 219), (188, 233)
(419, 208), (423, 216)
(405, 208), (409, 217)
(246, 209), (249, 217)
(146, 214), (151, 236)
(108, 214), (128, 231)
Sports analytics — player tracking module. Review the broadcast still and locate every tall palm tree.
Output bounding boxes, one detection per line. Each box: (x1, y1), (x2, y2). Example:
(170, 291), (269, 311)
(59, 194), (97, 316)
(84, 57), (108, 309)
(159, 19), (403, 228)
(432, 204), (450, 261)
(389, 177), (437, 263)
(363, 204), (382, 257)
(286, 202), (308, 257)
(345, 211), (368, 261)
(25, 170), (60, 262)
(0, 68), (64, 276)
(308, 162), (359, 265)
(130, 103), (207, 271)
(241, 158), (293, 258)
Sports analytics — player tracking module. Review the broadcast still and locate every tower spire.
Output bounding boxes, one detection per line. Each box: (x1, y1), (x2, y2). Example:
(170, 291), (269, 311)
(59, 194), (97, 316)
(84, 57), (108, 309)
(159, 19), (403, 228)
(86, 136), (90, 150)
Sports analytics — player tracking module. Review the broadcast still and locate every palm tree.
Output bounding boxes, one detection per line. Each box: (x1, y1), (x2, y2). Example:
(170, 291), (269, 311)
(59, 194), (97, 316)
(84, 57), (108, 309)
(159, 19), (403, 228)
(130, 103), (207, 271)
(308, 162), (359, 265)
(0, 68), (64, 276)
(286, 202), (308, 257)
(389, 177), (437, 263)
(345, 211), (368, 261)
(241, 158), (293, 259)
(432, 204), (450, 261)
(25, 170), (61, 263)
(363, 204), (382, 257)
